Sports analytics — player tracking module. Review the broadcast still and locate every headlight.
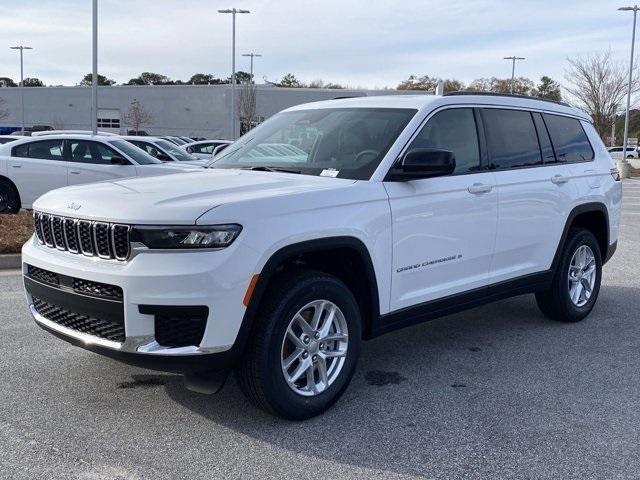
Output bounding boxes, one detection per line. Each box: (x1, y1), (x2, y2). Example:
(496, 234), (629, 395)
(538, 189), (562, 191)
(131, 224), (242, 249)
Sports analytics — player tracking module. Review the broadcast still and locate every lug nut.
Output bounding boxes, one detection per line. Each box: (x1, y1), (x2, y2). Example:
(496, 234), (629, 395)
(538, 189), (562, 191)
(303, 335), (310, 344)
(314, 332), (320, 339)
(302, 351), (309, 359)
(319, 343), (325, 349)
(312, 355), (318, 362)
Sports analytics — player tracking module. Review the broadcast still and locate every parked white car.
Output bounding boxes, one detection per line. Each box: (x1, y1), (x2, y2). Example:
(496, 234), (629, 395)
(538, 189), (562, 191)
(22, 94), (621, 419)
(0, 134), (197, 212)
(120, 136), (207, 166)
(182, 140), (233, 160)
(607, 146), (639, 159)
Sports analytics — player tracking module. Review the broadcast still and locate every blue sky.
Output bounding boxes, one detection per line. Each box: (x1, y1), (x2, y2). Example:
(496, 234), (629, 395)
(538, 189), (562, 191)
(0, 0), (635, 89)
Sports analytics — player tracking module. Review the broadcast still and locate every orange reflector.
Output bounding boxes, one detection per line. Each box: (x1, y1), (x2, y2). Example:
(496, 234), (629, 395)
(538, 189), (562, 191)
(243, 274), (260, 306)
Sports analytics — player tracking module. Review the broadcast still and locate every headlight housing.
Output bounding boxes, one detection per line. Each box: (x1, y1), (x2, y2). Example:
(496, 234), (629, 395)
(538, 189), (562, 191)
(131, 224), (242, 249)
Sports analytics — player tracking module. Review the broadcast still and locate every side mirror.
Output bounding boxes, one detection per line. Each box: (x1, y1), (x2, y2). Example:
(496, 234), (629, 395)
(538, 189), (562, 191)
(110, 155), (128, 165)
(186, 146), (194, 153)
(388, 148), (455, 181)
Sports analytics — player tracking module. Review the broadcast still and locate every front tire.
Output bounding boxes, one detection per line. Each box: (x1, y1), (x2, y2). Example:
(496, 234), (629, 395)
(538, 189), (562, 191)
(536, 228), (602, 322)
(235, 270), (362, 420)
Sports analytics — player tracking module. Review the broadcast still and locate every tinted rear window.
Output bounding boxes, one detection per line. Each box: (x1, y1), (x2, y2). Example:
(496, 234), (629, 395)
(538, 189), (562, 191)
(543, 114), (594, 162)
(482, 108), (542, 169)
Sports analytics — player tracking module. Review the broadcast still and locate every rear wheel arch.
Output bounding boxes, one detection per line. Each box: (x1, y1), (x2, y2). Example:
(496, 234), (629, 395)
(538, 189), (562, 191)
(237, 237), (380, 352)
(0, 175), (22, 212)
(552, 203), (609, 271)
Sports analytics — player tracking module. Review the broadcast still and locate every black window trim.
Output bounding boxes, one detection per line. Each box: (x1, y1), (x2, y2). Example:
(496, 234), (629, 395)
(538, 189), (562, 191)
(478, 106), (596, 172)
(385, 105), (486, 180)
(67, 139), (133, 165)
(11, 139), (67, 162)
(541, 112), (595, 164)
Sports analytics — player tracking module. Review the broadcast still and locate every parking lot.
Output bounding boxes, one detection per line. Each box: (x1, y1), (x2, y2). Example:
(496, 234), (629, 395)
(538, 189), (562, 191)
(0, 179), (638, 479)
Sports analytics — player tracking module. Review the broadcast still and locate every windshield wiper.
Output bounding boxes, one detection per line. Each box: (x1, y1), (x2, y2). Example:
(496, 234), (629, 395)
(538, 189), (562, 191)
(240, 166), (302, 174)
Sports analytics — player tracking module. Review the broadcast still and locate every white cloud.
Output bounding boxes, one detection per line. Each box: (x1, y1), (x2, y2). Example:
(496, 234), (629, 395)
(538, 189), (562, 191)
(0, 0), (635, 88)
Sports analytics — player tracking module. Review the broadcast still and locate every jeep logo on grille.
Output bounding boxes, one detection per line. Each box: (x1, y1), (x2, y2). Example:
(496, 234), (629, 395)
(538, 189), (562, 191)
(67, 202), (82, 211)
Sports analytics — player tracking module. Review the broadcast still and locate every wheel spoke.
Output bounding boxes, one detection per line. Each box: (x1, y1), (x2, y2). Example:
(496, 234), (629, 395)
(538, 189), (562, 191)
(306, 365), (317, 393)
(318, 304), (337, 338)
(321, 349), (347, 359)
(323, 333), (348, 343)
(283, 348), (303, 370)
(294, 314), (315, 336)
(310, 302), (326, 331)
(581, 277), (592, 293)
(288, 357), (312, 384)
(287, 327), (306, 349)
(317, 357), (328, 390)
(571, 282), (583, 304)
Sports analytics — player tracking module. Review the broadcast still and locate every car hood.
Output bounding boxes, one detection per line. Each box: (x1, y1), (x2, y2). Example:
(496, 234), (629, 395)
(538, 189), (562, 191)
(33, 168), (357, 224)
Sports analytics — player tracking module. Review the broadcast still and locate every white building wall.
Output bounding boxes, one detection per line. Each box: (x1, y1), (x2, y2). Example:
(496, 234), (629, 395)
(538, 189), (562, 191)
(0, 84), (412, 139)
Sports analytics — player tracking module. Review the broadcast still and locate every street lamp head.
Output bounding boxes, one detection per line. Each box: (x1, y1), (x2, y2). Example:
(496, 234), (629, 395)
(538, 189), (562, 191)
(238, 9), (250, 13)
(218, 8), (250, 14)
(618, 6), (638, 11)
(10, 46), (33, 50)
(218, 9), (233, 13)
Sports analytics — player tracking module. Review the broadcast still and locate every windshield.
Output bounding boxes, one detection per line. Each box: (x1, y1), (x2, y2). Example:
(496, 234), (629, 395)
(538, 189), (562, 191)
(110, 139), (162, 165)
(156, 139), (198, 161)
(210, 108), (416, 180)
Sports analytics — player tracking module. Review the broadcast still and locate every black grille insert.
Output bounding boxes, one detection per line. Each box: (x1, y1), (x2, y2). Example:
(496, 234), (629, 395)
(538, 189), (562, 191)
(32, 212), (130, 261)
(72, 278), (123, 301)
(27, 265), (59, 286)
(33, 297), (125, 343)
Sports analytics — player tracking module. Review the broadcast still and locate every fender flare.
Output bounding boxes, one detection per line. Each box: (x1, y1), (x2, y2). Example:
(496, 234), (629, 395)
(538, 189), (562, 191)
(550, 202), (610, 271)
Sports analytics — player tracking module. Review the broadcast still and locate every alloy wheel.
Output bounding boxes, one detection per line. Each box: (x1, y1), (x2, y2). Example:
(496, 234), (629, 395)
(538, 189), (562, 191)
(280, 299), (349, 397)
(568, 245), (597, 307)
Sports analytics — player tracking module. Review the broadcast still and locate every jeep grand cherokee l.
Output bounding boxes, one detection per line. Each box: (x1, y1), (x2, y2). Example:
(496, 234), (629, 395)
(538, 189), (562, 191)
(22, 93), (622, 419)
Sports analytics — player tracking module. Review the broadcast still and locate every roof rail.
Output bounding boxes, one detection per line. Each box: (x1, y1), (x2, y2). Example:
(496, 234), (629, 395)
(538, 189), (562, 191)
(444, 91), (571, 108)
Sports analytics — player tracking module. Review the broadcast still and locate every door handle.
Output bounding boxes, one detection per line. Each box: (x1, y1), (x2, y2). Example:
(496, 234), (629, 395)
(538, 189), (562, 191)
(11, 165), (21, 169)
(70, 171), (81, 175)
(550, 175), (570, 184)
(467, 183), (493, 194)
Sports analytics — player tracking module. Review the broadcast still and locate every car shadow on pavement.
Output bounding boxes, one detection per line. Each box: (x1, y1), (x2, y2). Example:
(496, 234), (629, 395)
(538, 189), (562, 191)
(156, 286), (638, 477)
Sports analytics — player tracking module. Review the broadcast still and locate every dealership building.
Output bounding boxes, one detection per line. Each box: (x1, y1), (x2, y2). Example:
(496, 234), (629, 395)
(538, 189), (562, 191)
(0, 84), (406, 139)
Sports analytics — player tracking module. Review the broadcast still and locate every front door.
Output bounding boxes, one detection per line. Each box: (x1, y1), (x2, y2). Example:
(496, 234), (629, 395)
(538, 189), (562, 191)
(67, 140), (137, 185)
(384, 107), (498, 312)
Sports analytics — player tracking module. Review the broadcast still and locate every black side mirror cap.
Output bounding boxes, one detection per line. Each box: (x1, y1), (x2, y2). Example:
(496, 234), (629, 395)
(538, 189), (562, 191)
(387, 148), (456, 181)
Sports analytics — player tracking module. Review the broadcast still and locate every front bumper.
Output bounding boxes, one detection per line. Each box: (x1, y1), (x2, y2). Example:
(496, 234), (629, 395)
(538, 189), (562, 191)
(22, 235), (261, 373)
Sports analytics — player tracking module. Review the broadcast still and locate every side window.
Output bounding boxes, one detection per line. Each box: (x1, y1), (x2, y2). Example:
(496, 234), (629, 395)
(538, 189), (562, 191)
(15, 140), (65, 161)
(132, 141), (159, 158)
(408, 108), (480, 174)
(532, 112), (556, 163)
(195, 144), (215, 154)
(12, 143), (30, 158)
(70, 141), (127, 165)
(543, 114), (594, 162)
(482, 108), (542, 169)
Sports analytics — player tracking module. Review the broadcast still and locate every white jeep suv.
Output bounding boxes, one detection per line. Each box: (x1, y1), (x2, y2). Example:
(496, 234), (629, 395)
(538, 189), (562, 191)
(22, 94), (622, 419)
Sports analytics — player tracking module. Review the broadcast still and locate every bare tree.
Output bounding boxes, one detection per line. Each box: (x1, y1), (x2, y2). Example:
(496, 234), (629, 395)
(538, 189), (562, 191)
(0, 97), (8, 121)
(565, 51), (640, 139)
(238, 82), (257, 135)
(124, 98), (152, 134)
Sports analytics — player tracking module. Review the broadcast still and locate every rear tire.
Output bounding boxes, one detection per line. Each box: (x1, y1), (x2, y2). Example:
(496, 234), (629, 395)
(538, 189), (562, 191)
(0, 179), (20, 214)
(235, 270), (362, 420)
(536, 228), (602, 322)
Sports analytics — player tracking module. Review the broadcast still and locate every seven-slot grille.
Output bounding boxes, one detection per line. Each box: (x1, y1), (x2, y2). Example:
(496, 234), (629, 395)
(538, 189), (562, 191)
(33, 212), (130, 261)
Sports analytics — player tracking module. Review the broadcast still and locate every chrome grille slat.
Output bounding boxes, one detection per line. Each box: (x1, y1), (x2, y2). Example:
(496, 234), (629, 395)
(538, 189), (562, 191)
(32, 211), (130, 261)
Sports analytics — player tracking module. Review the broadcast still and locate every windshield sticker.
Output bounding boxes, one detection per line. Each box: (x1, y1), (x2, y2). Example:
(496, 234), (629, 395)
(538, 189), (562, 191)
(320, 169), (339, 178)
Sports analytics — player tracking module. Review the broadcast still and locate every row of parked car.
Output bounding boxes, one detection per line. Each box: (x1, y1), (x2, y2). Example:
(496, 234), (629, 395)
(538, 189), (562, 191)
(0, 131), (232, 213)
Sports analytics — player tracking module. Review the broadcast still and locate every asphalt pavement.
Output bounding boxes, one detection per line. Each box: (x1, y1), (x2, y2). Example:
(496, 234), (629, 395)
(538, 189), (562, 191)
(1, 179), (639, 479)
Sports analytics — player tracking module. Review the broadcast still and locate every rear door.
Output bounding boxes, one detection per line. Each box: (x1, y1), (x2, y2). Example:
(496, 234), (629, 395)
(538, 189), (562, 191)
(67, 140), (137, 185)
(485, 108), (577, 284)
(7, 139), (69, 206)
(384, 107), (498, 311)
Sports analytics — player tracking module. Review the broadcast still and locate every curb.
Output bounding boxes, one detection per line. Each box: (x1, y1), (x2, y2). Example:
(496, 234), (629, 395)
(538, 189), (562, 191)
(0, 254), (21, 270)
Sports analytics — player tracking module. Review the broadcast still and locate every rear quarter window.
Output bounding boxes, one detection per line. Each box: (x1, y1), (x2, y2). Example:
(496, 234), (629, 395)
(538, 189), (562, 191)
(543, 114), (594, 163)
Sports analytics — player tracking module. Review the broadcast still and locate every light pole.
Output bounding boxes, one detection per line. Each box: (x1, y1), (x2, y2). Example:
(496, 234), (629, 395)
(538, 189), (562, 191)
(503, 56), (525, 94)
(619, 6), (639, 173)
(218, 8), (250, 139)
(242, 53), (262, 83)
(92, 0), (98, 135)
(10, 46), (33, 135)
